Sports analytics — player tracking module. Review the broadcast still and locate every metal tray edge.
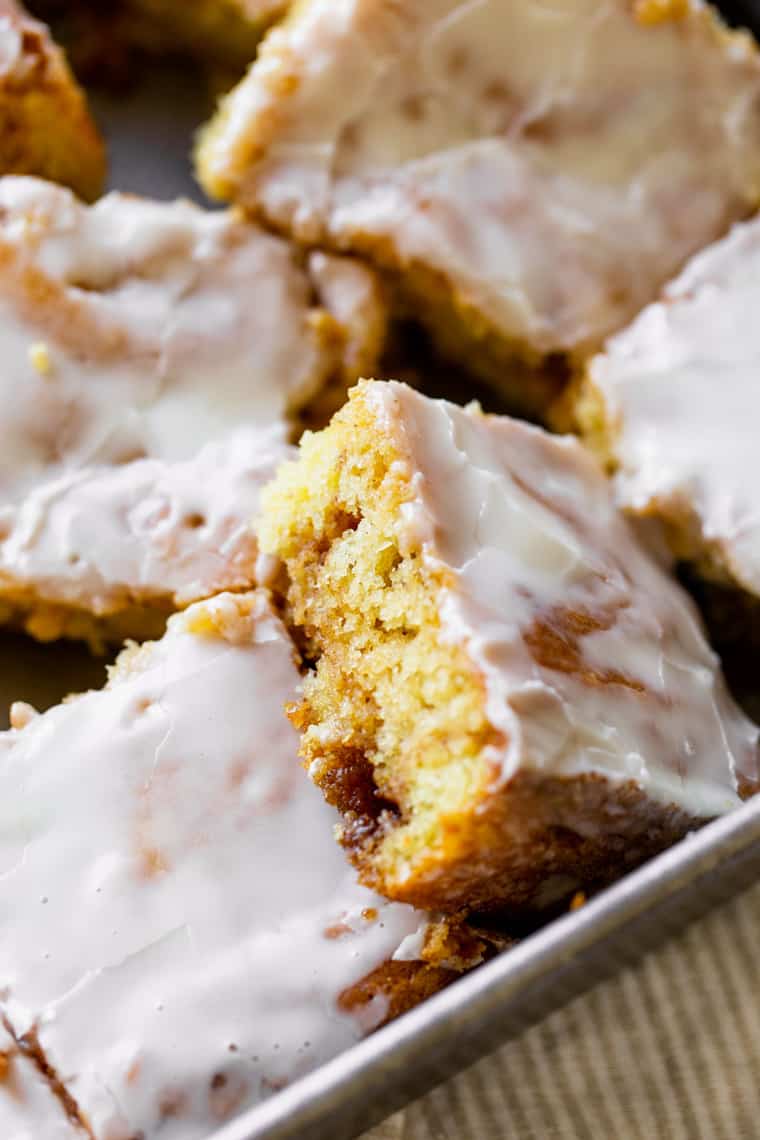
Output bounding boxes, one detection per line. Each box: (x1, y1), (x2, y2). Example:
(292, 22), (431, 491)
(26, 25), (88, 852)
(209, 794), (760, 1140)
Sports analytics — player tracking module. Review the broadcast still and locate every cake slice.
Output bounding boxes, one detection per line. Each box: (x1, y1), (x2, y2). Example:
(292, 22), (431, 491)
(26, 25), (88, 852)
(0, 176), (387, 648)
(0, 1), (104, 199)
(0, 1023), (84, 1138)
(259, 381), (760, 914)
(577, 216), (760, 640)
(198, 0), (760, 416)
(0, 590), (479, 1139)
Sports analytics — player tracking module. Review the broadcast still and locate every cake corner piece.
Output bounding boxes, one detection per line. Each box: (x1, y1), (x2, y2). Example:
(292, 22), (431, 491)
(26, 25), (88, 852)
(260, 380), (760, 915)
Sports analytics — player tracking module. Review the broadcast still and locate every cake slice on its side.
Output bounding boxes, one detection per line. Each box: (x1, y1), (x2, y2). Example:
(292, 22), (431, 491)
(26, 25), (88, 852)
(259, 381), (760, 914)
(0, 1023), (85, 1138)
(0, 1), (104, 199)
(0, 590), (480, 1140)
(0, 177), (387, 648)
(575, 216), (760, 650)
(198, 0), (760, 417)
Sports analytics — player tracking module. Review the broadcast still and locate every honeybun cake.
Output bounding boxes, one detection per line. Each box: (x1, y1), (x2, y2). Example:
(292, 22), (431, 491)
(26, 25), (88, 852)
(0, 176), (387, 649)
(0, 0), (103, 198)
(198, 0), (760, 417)
(0, 590), (489, 1140)
(577, 214), (760, 650)
(260, 381), (760, 914)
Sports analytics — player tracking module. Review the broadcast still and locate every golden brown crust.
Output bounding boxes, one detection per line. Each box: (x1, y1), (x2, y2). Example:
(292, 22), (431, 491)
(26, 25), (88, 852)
(303, 739), (710, 914)
(339, 960), (457, 1025)
(0, 587), (171, 653)
(338, 914), (514, 1024)
(0, 2), (105, 199)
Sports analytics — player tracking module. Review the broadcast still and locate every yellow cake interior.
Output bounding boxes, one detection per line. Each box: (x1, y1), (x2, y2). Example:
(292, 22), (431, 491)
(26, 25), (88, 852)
(259, 386), (499, 904)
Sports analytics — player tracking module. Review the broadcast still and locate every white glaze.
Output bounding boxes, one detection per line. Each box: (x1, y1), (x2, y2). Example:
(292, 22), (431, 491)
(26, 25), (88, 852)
(0, 424), (289, 614)
(0, 591), (425, 1139)
(362, 381), (759, 817)
(0, 8), (24, 75)
(200, 0), (760, 359)
(588, 216), (760, 597)
(0, 1), (60, 78)
(0, 1024), (81, 1139)
(0, 177), (384, 620)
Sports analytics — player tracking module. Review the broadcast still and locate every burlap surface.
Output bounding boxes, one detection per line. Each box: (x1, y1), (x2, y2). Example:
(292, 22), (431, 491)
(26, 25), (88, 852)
(364, 880), (760, 1140)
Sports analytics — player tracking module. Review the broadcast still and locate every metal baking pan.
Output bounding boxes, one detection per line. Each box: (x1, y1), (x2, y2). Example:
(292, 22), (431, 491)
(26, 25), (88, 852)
(206, 795), (760, 1140)
(12, 5), (758, 1139)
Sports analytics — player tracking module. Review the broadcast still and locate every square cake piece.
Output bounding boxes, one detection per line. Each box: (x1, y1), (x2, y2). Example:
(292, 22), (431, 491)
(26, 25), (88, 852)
(259, 381), (760, 914)
(0, 1), (104, 199)
(578, 215), (760, 620)
(0, 176), (387, 647)
(0, 590), (476, 1139)
(198, 0), (760, 415)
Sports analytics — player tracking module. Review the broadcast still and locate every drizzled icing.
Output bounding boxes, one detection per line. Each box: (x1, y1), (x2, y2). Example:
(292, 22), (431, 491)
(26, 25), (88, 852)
(364, 381), (759, 817)
(0, 177), (383, 620)
(199, 0), (760, 359)
(0, 591), (426, 1139)
(0, 1024), (81, 1139)
(587, 216), (760, 598)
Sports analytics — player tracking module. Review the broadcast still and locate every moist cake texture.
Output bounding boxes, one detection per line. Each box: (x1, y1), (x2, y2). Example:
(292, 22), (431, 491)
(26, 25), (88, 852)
(260, 381), (760, 913)
(579, 215), (760, 606)
(0, 176), (387, 647)
(0, 590), (472, 1139)
(198, 0), (760, 415)
(0, 0), (104, 199)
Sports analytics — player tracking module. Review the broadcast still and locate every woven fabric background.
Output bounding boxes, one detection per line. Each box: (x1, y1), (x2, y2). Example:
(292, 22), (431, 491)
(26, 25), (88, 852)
(364, 879), (760, 1139)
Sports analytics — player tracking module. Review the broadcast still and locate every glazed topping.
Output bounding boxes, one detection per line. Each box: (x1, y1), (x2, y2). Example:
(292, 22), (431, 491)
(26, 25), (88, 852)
(0, 591), (426, 1139)
(0, 1), (73, 82)
(0, 177), (383, 613)
(0, 1), (37, 75)
(201, 0), (760, 358)
(0, 1024), (81, 1139)
(364, 381), (759, 816)
(0, 424), (289, 614)
(587, 216), (760, 597)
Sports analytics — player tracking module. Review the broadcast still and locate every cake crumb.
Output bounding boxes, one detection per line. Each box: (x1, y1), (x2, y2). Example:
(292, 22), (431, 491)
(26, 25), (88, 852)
(634, 0), (689, 25)
(10, 700), (39, 730)
(569, 891), (587, 912)
(29, 342), (53, 377)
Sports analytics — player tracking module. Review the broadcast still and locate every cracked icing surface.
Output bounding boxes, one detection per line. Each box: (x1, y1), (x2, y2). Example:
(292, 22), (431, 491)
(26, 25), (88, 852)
(585, 216), (760, 599)
(199, 0), (760, 373)
(0, 591), (427, 1139)
(364, 382), (759, 816)
(0, 177), (384, 631)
